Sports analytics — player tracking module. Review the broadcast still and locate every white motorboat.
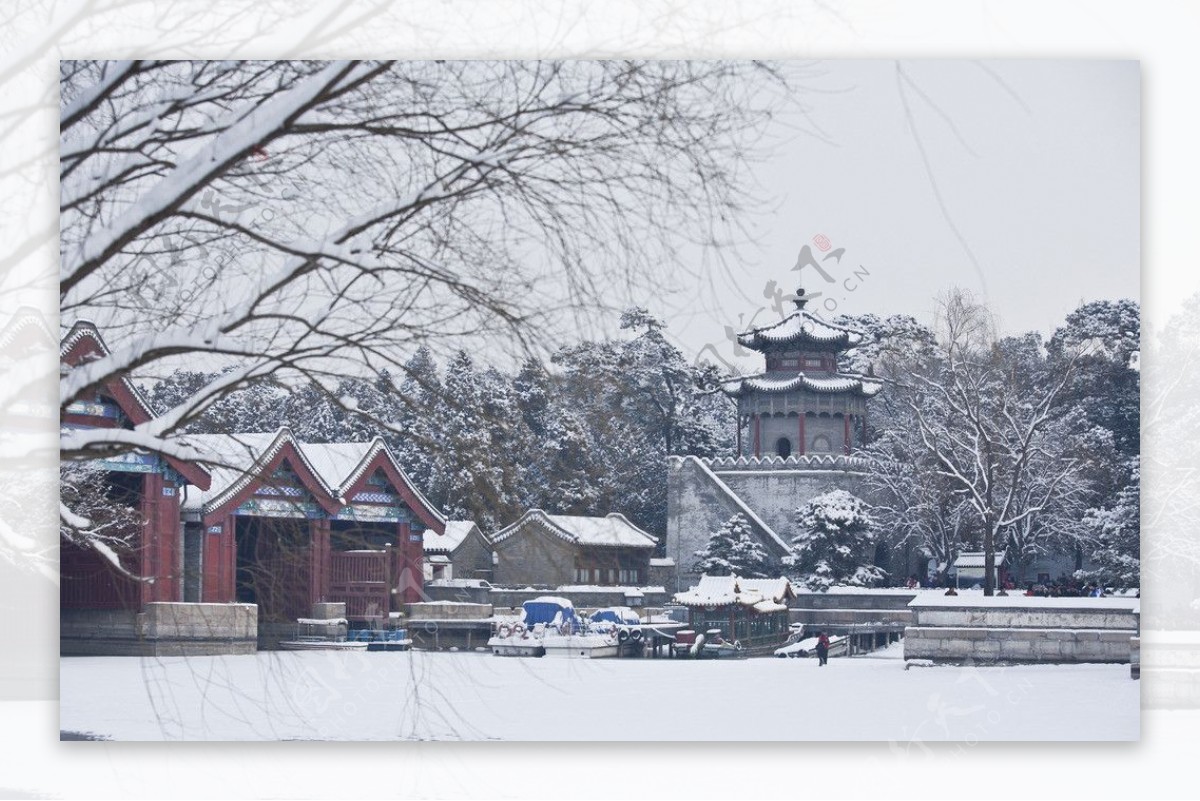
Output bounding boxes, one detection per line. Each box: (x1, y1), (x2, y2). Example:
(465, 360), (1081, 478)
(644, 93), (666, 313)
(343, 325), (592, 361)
(540, 631), (620, 659)
(489, 596), (577, 657)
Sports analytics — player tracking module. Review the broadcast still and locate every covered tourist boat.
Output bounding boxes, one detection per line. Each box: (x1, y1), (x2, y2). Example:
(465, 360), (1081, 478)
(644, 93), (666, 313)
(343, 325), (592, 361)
(490, 596), (582, 657)
(584, 606), (646, 657)
(672, 575), (796, 657)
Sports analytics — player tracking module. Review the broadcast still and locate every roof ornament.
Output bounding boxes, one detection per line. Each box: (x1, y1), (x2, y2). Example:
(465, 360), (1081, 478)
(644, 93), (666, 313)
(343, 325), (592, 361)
(792, 286), (819, 311)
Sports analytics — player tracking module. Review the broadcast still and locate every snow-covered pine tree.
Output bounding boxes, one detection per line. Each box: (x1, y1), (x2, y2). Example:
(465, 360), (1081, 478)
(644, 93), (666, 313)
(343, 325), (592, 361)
(1084, 456), (1140, 589)
(791, 489), (884, 591)
(693, 513), (772, 578)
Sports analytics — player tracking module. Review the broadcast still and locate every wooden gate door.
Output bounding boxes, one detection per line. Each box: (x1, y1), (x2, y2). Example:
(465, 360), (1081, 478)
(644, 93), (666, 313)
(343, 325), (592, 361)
(329, 550), (391, 622)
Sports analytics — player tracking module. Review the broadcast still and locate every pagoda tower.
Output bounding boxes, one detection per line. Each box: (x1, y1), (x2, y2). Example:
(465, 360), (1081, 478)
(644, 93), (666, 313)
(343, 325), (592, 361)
(722, 288), (882, 459)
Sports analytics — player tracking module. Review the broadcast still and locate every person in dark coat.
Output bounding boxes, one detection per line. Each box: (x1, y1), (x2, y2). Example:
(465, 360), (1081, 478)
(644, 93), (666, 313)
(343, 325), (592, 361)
(816, 631), (830, 666)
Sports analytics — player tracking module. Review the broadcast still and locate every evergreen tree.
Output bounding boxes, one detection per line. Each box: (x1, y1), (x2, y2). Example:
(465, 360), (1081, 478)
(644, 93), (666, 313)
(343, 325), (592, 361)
(1084, 457), (1140, 589)
(791, 489), (884, 590)
(693, 514), (772, 578)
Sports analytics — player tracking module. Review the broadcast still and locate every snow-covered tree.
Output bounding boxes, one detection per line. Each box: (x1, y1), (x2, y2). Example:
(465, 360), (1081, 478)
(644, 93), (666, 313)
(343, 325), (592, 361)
(1083, 457), (1140, 589)
(59, 462), (144, 578)
(693, 514), (772, 578)
(57, 59), (783, 552)
(791, 489), (883, 590)
(893, 290), (1090, 595)
(864, 427), (972, 585)
(1048, 299), (1140, 459)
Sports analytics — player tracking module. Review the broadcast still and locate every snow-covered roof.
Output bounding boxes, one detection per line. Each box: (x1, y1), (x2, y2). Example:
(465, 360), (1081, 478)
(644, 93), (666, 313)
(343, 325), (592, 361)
(674, 574), (796, 609)
(60, 321), (212, 490)
(424, 520), (480, 553)
(492, 510), (657, 549)
(177, 428), (444, 527)
(60, 320), (162, 426)
(721, 372), (883, 398)
(737, 310), (864, 351)
(953, 551), (1008, 569)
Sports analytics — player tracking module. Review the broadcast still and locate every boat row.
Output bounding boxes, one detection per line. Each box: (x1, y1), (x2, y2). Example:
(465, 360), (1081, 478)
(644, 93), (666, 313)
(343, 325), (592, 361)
(488, 597), (653, 658)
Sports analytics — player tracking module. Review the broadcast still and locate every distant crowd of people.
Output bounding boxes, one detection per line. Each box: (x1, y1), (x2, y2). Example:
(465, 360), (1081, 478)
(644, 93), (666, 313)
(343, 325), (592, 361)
(902, 572), (1116, 597)
(1022, 576), (1106, 598)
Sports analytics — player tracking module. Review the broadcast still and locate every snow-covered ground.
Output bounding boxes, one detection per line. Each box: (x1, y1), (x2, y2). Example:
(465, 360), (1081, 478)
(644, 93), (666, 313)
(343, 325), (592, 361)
(59, 643), (1138, 741)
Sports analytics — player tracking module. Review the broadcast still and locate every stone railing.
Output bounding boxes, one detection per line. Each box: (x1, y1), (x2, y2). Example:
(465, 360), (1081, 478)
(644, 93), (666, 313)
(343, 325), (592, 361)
(703, 454), (873, 472)
(904, 596), (1140, 664)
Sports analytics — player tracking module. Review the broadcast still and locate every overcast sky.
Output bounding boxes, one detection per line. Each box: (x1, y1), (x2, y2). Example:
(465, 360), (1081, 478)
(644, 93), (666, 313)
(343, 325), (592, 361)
(646, 59), (1139, 371)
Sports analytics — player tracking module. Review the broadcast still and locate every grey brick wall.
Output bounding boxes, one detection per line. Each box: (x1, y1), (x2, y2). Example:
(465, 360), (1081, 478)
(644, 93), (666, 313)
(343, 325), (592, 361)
(452, 527), (494, 580)
(492, 520), (578, 586)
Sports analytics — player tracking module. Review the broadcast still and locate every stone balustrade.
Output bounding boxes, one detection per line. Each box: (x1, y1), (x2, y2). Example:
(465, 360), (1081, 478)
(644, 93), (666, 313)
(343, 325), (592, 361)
(904, 596), (1139, 664)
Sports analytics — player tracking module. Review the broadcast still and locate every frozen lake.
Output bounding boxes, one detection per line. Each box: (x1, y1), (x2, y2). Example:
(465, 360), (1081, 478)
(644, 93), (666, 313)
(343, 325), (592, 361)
(59, 643), (1139, 741)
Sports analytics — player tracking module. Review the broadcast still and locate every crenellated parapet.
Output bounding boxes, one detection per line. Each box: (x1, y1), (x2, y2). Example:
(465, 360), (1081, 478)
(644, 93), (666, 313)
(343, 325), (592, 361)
(703, 454), (872, 472)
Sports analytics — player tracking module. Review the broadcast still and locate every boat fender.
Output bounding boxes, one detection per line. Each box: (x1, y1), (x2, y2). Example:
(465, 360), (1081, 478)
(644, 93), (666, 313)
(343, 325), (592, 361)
(513, 622), (526, 635)
(630, 629), (643, 642)
(496, 623), (512, 638)
(618, 628), (630, 643)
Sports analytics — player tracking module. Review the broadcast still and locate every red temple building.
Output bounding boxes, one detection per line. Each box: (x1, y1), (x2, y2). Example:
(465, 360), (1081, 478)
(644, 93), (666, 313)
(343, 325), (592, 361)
(180, 430), (444, 623)
(60, 322), (213, 613)
(60, 322), (446, 652)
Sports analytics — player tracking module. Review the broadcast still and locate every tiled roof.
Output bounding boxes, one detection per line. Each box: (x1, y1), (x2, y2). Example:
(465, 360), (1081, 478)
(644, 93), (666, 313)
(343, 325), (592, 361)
(721, 372), (883, 397)
(737, 310), (864, 351)
(492, 510), (657, 549)
(178, 429), (444, 526)
(424, 520), (480, 553)
(674, 574), (796, 608)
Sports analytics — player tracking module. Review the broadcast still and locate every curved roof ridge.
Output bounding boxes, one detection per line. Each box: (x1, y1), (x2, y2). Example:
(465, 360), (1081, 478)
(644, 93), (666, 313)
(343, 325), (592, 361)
(737, 309), (865, 351)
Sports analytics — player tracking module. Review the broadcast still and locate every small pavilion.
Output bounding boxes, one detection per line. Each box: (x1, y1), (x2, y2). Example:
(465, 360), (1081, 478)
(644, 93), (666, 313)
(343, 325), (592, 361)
(722, 289), (882, 458)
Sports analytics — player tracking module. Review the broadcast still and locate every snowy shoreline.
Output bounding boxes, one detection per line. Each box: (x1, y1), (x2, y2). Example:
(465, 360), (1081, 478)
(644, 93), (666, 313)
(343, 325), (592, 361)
(60, 645), (1138, 742)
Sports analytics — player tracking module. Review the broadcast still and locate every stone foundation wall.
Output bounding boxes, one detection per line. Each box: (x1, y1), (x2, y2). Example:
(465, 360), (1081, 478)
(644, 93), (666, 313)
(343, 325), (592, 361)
(714, 468), (864, 541)
(911, 605), (1138, 631)
(904, 598), (1139, 664)
(790, 608), (912, 628)
(793, 591), (919, 611)
(405, 602), (493, 621)
(904, 626), (1134, 663)
(61, 603), (258, 656)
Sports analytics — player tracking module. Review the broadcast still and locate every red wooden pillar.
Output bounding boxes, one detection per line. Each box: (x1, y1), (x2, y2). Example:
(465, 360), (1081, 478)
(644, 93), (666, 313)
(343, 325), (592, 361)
(753, 415), (761, 458)
(139, 472), (161, 607)
(222, 513), (237, 602)
(310, 518), (331, 606)
(155, 478), (182, 603)
(799, 414), (806, 456)
(394, 521), (424, 607)
(201, 513), (233, 603)
(843, 414), (852, 454)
